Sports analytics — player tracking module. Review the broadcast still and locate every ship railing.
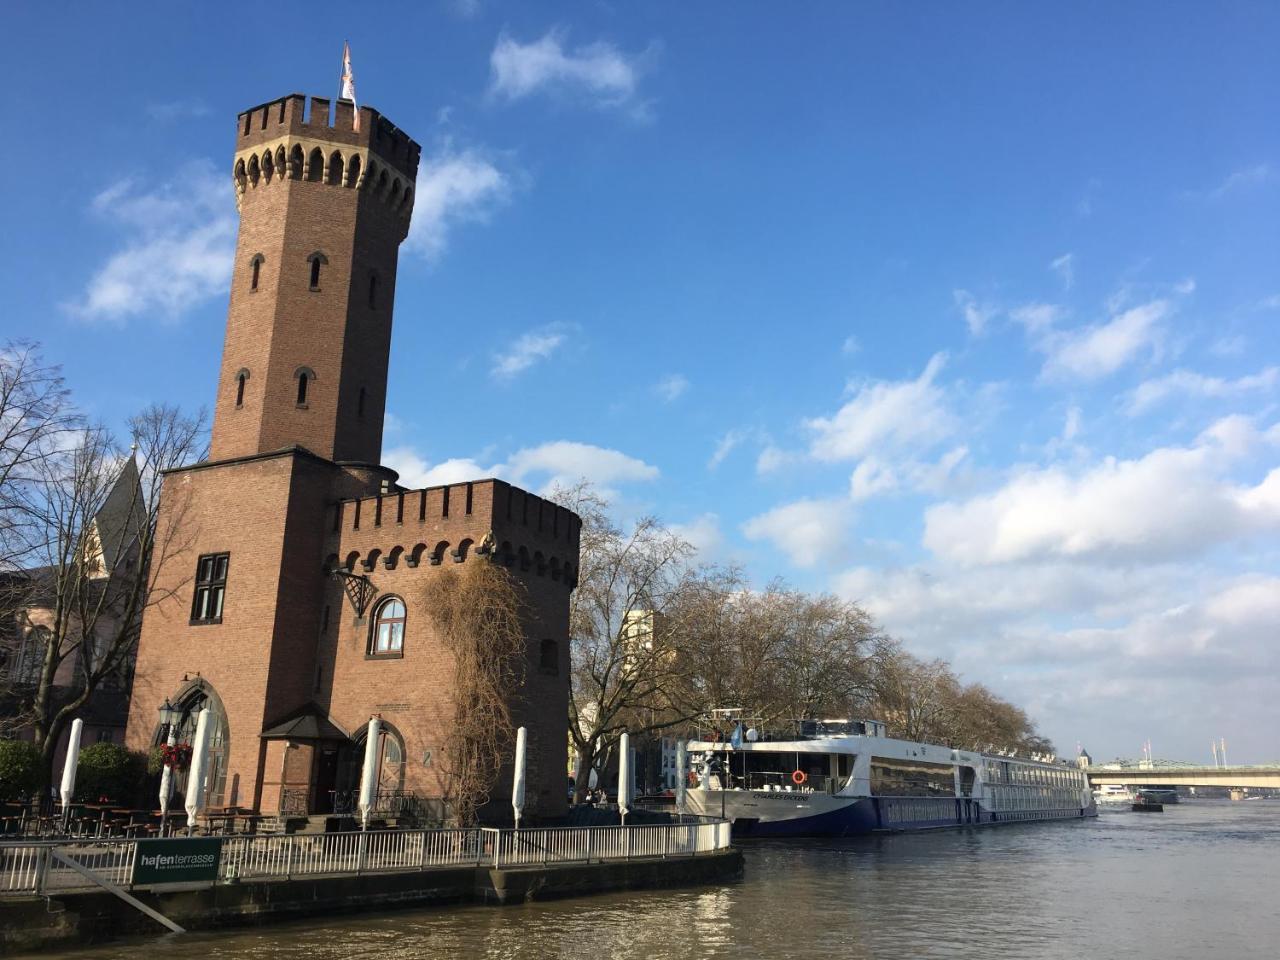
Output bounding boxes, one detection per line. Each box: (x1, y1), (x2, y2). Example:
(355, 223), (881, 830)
(0, 818), (733, 897)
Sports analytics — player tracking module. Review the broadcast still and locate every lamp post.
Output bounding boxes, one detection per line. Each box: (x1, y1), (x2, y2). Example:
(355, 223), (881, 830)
(157, 698), (179, 838)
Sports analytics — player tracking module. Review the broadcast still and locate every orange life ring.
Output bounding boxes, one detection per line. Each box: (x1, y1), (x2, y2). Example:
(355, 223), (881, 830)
(791, 769), (807, 786)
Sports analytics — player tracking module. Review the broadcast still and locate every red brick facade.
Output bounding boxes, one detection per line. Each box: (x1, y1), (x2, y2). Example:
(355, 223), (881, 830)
(125, 94), (577, 823)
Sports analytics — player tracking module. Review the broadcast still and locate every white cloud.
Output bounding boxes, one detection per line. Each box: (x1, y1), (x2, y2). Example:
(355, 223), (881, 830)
(386, 439), (658, 497)
(384, 447), (491, 488)
(742, 497), (851, 568)
(1127, 367), (1279, 415)
(841, 335), (861, 356)
(806, 353), (954, 461)
(1062, 405), (1082, 442)
(653, 374), (689, 403)
(68, 160), (236, 324)
(1040, 298), (1170, 381)
(1207, 163), (1272, 200)
(1050, 253), (1075, 289)
(923, 420), (1280, 566)
(849, 458), (898, 501)
(504, 440), (658, 492)
(407, 144), (514, 262)
(670, 513), (724, 560)
(1010, 302), (1064, 336)
(489, 29), (655, 116)
(491, 325), (568, 379)
(755, 445), (797, 475)
(953, 289), (996, 336)
(708, 428), (750, 470)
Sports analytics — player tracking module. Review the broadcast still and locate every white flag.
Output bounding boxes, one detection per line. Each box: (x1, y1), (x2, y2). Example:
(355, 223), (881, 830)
(341, 42), (359, 130)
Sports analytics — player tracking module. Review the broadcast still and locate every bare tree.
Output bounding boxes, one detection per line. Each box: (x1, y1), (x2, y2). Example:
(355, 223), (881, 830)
(6, 403), (205, 791)
(0, 343), (79, 736)
(553, 483), (714, 801)
(422, 562), (528, 825)
(682, 582), (888, 727)
(870, 647), (1052, 754)
(870, 649), (961, 744)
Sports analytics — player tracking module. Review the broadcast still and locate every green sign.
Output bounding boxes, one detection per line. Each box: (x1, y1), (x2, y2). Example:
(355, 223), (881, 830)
(132, 837), (223, 886)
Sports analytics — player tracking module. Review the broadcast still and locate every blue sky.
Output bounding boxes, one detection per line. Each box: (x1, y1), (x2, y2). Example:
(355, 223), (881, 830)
(4, 2), (1279, 762)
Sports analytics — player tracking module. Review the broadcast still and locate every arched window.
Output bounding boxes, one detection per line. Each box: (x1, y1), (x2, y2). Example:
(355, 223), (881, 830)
(234, 159), (247, 193)
(327, 151), (344, 186)
(401, 187), (413, 213)
(346, 153), (361, 188)
(369, 596), (406, 656)
(289, 144), (304, 180)
(295, 366), (315, 406)
(249, 254), (264, 292)
(308, 252), (327, 291)
(368, 272), (378, 308)
(261, 150), (274, 181)
(307, 147), (324, 182)
(235, 368), (250, 407)
(247, 154), (260, 186)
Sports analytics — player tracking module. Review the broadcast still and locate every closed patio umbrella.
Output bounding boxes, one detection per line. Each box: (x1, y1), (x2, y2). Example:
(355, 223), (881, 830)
(512, 726), (527, 830)
(358, 716), (380, 829)
(59, 718), (83, 831)
(184, 708), (211, 834)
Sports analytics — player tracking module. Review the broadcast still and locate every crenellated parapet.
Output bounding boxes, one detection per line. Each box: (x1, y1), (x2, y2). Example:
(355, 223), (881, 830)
(231, 93), (419, 219)
(327, 479), (582, 588)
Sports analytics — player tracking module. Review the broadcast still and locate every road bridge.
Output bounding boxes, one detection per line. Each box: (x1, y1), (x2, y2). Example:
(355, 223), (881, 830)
(1086, 766), (1280, 789)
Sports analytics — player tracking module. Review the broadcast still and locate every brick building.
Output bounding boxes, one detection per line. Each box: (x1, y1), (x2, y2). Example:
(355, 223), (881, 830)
(124, 92), (578, 823)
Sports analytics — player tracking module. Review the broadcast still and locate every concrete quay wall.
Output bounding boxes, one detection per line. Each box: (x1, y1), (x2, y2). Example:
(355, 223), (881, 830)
(0, 850), (743, 955)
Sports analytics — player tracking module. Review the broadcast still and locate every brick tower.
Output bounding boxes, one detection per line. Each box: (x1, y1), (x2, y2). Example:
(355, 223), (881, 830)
(211, 95), (419, 464)
(125, 94), (578, 824)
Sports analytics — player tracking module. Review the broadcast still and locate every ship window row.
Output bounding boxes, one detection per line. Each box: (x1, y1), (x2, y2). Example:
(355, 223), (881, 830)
(870, 758), (955, 798)
(985, 763), (1083, 789)
(989, 785), (1082, 811)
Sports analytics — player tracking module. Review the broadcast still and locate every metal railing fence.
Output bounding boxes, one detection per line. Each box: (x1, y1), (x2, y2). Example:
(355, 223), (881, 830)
(0, 818), (731, 897)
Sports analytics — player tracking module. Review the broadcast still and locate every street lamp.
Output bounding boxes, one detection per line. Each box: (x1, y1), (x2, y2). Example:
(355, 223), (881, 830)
(158, 698), (180, 836)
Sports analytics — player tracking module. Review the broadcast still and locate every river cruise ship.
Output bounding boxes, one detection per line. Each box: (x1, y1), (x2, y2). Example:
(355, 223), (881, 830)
(684, 715), (1097, 836)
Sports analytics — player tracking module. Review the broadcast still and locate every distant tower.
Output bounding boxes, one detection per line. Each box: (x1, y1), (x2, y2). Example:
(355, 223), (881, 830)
(1075, 747), (1092, 769)
(210, 95), (421, 464)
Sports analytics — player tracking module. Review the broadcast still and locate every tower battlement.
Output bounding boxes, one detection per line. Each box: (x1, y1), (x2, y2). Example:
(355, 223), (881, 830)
(236, 93), (420, 179)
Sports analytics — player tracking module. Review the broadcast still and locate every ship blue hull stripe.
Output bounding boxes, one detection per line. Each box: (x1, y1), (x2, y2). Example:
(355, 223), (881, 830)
(728, 798), (1097, 838)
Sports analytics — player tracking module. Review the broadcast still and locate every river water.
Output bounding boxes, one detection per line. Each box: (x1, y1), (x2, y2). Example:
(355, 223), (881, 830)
(46, 801), (1280, 960)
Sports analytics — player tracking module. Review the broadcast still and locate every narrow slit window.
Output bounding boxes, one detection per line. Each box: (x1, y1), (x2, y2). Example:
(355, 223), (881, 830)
(297, 373), (309, 406)
(368, 273), (378, 308)
(250, 256), (262, 291)
(310, 258), (321, 289)
(235, 372), (247, 407)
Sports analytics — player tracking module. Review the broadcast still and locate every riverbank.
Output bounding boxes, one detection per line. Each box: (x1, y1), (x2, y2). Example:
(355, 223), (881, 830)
(0, 821), (740, 956)
(1, 849), (743, 955)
